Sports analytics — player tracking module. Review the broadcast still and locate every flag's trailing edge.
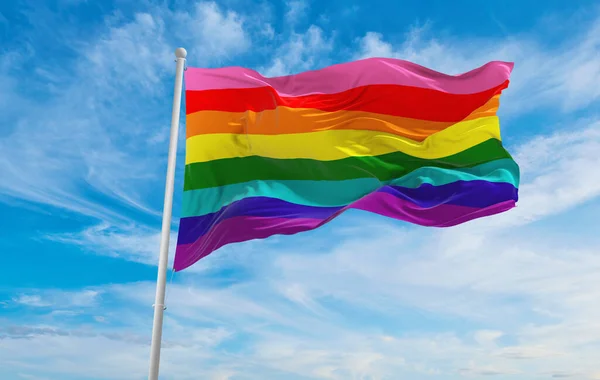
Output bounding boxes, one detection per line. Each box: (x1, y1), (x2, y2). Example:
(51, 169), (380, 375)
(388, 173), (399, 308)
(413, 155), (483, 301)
(173, 58), (518, 271)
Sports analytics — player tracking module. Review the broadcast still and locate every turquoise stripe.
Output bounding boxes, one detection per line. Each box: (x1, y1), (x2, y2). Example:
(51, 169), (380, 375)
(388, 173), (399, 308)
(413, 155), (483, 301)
(180, 158), (520, 218)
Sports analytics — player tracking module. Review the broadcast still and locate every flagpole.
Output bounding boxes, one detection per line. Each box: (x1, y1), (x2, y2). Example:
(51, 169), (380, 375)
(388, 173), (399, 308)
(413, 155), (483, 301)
(148, 47), (187, 380)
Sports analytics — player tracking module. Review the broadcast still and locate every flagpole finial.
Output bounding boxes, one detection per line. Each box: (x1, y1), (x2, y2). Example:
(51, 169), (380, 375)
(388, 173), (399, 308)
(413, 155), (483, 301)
(175, 47), (187, 59)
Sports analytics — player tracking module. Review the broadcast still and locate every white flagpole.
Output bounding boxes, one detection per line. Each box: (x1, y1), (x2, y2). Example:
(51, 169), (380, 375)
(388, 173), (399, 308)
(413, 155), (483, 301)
(148, 47), (187, 380)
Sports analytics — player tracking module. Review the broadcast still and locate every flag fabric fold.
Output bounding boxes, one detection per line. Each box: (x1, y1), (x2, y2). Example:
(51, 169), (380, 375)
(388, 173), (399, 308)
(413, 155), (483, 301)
(173, 57), (519, 271)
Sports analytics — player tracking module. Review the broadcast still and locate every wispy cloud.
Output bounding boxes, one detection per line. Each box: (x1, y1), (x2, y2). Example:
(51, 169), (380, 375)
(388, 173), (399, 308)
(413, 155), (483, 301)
(12, 295), (52, 308)
(261, 24), (335, 76)
(47, 223), (177, 267)
(11, 289), (101, 309)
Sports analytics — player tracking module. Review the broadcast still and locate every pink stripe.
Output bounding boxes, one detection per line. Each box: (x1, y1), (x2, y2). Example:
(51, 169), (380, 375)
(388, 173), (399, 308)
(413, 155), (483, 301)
(185, 58), (514, 96)
(173, 194), (515, 271)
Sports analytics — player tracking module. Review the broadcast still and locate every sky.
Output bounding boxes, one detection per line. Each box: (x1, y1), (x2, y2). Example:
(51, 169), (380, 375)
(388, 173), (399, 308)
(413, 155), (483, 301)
(1, 0), (600, 379)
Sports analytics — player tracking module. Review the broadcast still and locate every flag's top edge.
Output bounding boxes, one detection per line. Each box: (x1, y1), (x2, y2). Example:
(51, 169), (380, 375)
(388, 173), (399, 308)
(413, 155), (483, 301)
(184, 57), (514, 96)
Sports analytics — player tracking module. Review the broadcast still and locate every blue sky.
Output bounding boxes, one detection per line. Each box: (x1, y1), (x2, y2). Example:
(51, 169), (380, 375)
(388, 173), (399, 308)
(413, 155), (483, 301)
(1, 0), (600, 379)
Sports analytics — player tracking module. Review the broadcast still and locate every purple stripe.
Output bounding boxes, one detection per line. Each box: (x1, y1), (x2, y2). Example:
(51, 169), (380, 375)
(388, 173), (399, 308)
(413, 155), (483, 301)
(176, 181), (518, 245)
(173, 192), (516, 271)
(385, 181), (517, 208)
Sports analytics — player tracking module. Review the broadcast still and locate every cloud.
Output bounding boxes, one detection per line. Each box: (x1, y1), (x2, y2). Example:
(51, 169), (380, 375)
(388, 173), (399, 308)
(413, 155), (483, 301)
(502, 123), (600, 224)
(46, 223), (175, 266)
(12, 295), (52, 308)
(11, 289), (101, 309)
(261, 25), (334, 76)
(1, 14), (164, 222)
(4, 261), (598, 380)
(174, 2), (250, 61)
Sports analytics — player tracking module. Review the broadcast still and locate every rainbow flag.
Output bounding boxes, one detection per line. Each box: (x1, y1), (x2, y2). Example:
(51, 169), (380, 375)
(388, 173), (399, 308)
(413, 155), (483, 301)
(173, 58), (519, 271)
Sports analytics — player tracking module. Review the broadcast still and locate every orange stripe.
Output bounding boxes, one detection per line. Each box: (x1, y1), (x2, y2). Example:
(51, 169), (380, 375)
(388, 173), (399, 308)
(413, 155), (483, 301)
(186, 96), (499, 140)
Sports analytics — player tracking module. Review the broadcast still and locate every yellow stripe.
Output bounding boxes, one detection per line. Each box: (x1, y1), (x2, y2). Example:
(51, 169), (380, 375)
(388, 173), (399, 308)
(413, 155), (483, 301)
(185, 116), (501, 164)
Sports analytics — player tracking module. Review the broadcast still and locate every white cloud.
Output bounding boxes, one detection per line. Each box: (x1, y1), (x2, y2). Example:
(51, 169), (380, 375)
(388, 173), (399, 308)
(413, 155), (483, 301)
(174, 2), (250, 61)
(12, 295), (52, 308)
(1, 15), (163, 222)
(85, 13), (172, 94)
(503, 123), (600, 224)
(12, 289), (101, 309)
(262, 25), (334, 77)
(47, 223), (175, 266)
(356, 32), (396, 58)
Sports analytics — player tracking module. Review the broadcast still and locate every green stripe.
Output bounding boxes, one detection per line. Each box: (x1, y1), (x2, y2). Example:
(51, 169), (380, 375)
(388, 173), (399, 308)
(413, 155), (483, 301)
(183, 138), (511, 191)
(181, 158), (519, 218)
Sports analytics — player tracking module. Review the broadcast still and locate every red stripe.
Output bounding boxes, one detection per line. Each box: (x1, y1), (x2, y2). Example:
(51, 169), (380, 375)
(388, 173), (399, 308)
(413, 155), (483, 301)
(185, 81), (509, 122)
